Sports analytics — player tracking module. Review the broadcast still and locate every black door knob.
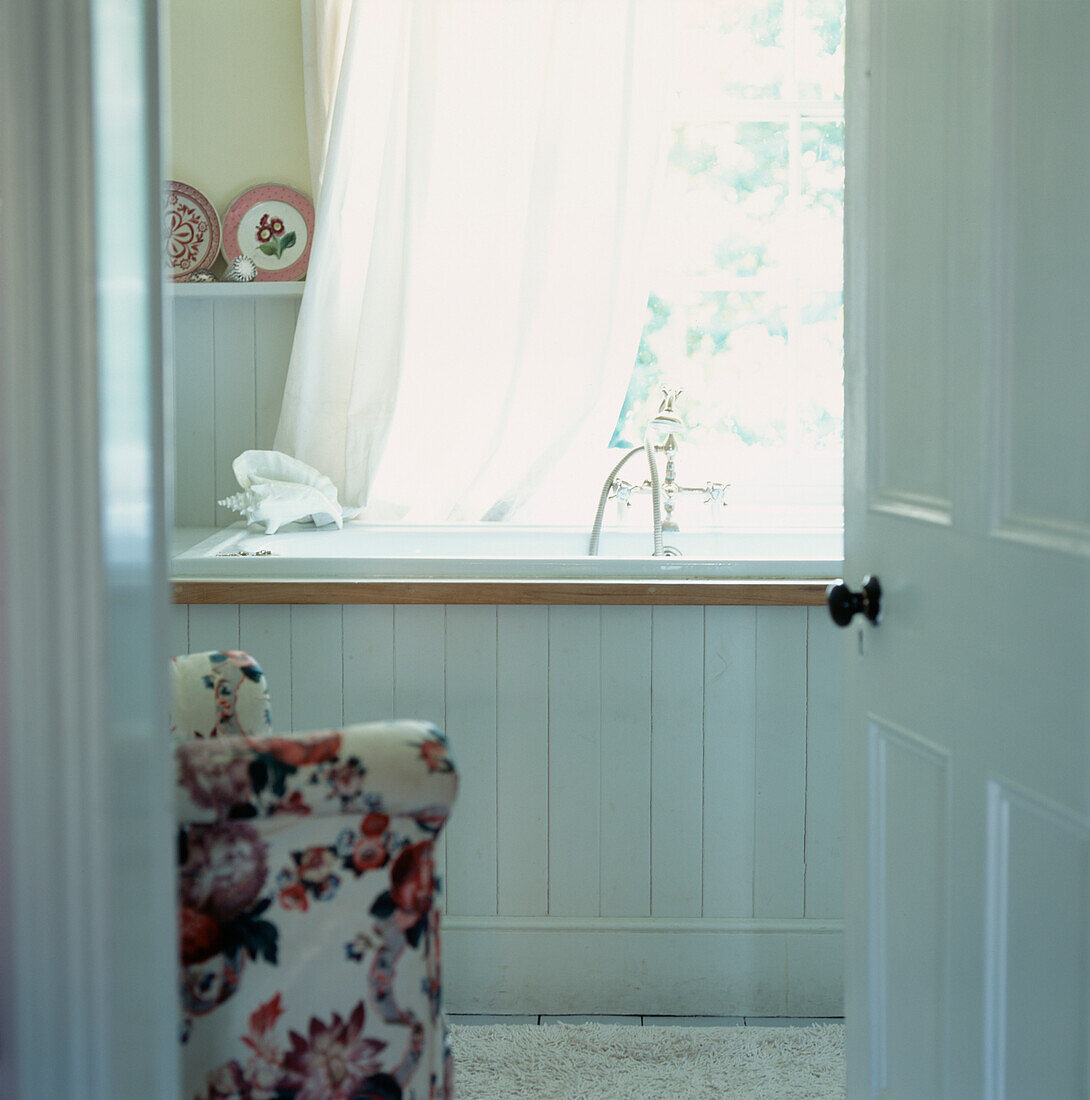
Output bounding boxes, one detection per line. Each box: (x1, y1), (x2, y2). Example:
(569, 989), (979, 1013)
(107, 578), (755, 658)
(826, 575), (882, 628)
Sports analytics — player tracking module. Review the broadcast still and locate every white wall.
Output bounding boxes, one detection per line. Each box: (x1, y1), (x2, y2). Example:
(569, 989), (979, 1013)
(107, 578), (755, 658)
(165, 0), (310, 218)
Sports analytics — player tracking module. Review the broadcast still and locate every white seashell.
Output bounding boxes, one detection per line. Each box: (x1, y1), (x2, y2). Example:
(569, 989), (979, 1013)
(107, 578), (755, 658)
(219, 482), (343, 534)
(219, 450), (344, 534)
(232, 450), (339, 497)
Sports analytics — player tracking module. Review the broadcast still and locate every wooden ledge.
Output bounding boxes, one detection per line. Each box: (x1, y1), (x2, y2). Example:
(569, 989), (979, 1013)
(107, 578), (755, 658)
(172, 578), (832, 607)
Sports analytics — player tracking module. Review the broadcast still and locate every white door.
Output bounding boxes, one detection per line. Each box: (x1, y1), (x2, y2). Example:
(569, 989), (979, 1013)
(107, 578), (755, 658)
(843, 2), (1090, 1097)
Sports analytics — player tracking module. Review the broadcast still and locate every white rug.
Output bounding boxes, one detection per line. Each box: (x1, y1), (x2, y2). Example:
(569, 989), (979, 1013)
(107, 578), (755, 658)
(449, 1021), (845, 1099)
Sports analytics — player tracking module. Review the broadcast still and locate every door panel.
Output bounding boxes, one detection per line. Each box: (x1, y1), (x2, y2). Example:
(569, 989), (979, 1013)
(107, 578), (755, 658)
(867, 720), (951, 1099)
(866, 0), (953, 520)
(994, 1), (1090, 545)
(845, 1), (1090, 1095)
(984, 782), (1090, 1100)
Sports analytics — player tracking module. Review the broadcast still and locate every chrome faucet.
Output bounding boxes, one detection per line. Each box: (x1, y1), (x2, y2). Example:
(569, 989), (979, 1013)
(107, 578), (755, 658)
(588, 388), (728, 556)
(612, 389), (729, 533)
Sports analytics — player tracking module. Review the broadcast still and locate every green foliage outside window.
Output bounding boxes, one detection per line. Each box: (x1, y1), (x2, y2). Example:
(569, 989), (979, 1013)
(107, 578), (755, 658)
(609, 0), (845, 500)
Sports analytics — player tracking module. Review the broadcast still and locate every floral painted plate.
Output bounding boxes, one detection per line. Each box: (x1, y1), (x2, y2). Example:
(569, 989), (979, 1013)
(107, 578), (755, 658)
(222, 184), (315, 282)
(164, 181), (221, 280)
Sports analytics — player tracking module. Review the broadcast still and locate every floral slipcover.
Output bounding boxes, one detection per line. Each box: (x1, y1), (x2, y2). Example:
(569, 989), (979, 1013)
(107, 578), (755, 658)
(170, 650), (272, 739)
(171, 653), (459, 1100)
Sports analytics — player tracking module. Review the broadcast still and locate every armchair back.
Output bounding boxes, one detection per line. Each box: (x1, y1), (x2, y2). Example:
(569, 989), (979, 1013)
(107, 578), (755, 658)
(172, 652), (458, 1100)
(169, 649), (272, 740)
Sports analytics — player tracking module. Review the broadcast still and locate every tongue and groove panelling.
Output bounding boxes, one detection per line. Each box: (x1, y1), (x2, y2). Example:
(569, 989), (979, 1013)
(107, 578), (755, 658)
(171, 600), (844, 1015)
(170, 289), (301, 527)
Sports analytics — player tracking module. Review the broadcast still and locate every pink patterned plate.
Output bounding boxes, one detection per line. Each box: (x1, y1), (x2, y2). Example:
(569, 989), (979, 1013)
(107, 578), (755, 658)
(222, 184), (315, 282)
(164, 181), (221, 280)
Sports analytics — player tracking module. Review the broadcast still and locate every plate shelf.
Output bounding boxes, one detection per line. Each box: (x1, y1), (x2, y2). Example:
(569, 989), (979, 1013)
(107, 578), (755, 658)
(169, 281), (305, 299)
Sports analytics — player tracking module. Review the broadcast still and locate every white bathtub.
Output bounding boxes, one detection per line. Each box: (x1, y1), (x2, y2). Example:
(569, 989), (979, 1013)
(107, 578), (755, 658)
(172, 522), (842, 580)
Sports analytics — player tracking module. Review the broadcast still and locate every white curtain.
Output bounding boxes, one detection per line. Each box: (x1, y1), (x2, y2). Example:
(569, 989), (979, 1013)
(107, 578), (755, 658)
(278, 0), (675, 521)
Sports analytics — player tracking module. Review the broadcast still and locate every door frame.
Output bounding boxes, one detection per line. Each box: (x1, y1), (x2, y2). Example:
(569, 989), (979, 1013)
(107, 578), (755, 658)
(0, 0), (177, 1094)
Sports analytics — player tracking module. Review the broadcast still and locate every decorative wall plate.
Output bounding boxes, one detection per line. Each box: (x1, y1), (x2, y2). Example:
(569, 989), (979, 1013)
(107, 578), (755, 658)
(164, 181), (221, 280)
(222, 184), (314, 282)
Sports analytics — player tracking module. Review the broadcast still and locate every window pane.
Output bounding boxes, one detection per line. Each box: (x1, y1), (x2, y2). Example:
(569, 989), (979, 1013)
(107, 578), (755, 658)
(677, 0), (785, 103)
(604, 0), (846, 528)
(799, 119), (844, 289)
(798, 291), (844, 450)
(614, 290), (792, 452)
(683, 291), (790, 452)
(796, 0), (846, 100)
(658, 122), (789, 281)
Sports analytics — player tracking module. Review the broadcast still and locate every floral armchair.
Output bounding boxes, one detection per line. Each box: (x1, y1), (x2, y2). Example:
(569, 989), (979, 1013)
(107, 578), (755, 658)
(171, 651), (458, 1100)
(170, 649), (273, 740)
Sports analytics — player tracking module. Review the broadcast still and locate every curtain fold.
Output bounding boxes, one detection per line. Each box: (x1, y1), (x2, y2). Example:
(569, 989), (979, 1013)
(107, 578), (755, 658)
(277, 0), (675, 521)
(300, 0), (352, 199)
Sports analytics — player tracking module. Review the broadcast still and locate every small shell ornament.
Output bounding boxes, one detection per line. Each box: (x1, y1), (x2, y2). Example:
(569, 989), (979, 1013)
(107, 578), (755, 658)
(225, 255), (258, 282)
(218, 450), (345, 534)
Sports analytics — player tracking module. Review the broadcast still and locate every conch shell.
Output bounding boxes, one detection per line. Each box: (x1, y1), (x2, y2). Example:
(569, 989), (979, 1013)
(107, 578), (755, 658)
(218, 450), (347, 534)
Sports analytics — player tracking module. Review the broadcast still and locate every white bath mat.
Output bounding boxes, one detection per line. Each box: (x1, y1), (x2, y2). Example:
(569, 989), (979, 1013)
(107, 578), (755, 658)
(448, 1021), (845, 1099)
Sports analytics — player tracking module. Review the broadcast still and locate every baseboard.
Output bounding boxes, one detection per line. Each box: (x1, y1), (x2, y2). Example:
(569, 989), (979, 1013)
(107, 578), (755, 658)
(442, 916), (843, 1017)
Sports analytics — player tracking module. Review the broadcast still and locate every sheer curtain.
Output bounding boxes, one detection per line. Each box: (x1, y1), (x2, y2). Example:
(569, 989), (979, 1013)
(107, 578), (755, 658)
(277, 0), (675, 521)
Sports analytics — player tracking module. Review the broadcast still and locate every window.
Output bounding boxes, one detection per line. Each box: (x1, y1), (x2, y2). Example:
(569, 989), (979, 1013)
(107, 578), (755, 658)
(270, 1), (846, 536)
(525, 0), (845, 532)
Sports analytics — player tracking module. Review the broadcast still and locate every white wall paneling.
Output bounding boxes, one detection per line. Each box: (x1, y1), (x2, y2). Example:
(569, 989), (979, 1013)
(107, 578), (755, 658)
(702, 605), (758, 918)
(187, 603), (239, 654)
(171, 600), (844, 1014)
(754, 607), (809, 918)
(173, 297), (216, 526)
(393, 605), (446, 727)
(212, 298), (256, 527)
(804, 609), (847, 918)
(290, 604), (344, 732)
(495, 606), (550, 916)
(239, 604), (292, 725)
(650, 605), (706, 917)
(444, 606), (499, 917)
(343, 604), (396, 720)
(600, 606), (652, 918)
(547, 606), (603, 918)
(254, 297), (299, 450)
(393, 604), (449, 904)
(171, 289), (301, 527)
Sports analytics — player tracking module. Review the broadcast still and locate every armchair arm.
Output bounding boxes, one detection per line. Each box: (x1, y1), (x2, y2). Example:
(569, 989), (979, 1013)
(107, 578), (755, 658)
(175, 720), (458, 827)
(169, 650), (272, 740)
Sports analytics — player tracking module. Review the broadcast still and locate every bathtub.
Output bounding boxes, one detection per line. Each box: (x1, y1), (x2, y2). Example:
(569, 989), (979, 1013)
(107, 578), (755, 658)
(172, 521), (842, 580)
